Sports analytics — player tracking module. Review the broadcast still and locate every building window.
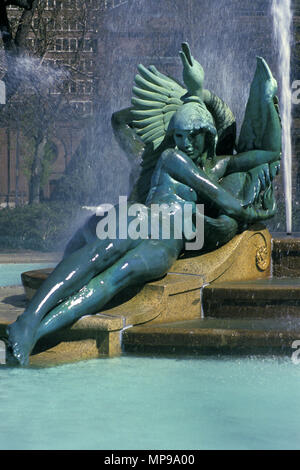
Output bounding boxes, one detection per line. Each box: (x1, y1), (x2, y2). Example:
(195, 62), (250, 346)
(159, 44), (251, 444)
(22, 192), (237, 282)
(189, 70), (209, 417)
(70, 81), (77, 94)
(55, 38), (62, 51)
(63, 38), (69, 52)
(70, 39), (77, 51)
(83, 39), (97, 52)
(70, 101), (93, 115)
(47, 0), (55, 9)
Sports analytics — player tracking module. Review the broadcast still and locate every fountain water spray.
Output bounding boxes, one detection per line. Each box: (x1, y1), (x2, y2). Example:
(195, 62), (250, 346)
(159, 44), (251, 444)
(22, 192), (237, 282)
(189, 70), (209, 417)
(271, 0), (293, 234)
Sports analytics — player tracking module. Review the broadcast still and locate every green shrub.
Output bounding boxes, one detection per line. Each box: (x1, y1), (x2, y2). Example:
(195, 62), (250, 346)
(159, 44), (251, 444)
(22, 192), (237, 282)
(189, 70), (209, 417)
(0, 202), (90, 252)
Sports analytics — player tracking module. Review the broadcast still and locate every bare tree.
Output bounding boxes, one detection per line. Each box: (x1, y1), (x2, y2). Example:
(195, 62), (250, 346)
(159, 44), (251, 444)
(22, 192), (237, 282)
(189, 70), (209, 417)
(0, 0), (37, 100)
(0, 0), (98, 204)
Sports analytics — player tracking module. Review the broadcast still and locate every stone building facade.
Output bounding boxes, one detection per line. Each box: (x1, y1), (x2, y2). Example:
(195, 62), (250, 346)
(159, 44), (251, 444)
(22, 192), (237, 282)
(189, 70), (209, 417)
(0, 0), (127, 206)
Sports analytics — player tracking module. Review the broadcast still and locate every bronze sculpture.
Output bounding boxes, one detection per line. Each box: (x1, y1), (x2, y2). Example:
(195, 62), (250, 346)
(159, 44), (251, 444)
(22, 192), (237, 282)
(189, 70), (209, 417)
(4, 43), (281, 365)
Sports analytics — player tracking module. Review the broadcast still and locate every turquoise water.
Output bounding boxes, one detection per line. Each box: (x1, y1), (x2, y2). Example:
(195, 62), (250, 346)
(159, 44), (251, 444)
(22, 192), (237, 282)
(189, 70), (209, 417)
(0, 263), (56, 287)
(0, 355), (299, 450)
(0, 264), (299, 450)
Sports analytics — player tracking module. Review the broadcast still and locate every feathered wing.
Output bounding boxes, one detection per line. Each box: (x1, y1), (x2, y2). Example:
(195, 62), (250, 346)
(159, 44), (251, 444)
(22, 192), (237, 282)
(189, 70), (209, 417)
(126, 65), (186, 202)
(111, 66), (186, 203)
(131, 64), (186, 149)
(237, 57), (280, 152)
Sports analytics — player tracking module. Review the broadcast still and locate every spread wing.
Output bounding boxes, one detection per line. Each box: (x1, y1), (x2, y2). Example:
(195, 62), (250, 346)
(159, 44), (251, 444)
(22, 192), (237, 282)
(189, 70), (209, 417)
(237, 57), (280, 152)
(126, 65), (186, 202)
(131, 64), (186, 150)
(111, 66), (186, 204)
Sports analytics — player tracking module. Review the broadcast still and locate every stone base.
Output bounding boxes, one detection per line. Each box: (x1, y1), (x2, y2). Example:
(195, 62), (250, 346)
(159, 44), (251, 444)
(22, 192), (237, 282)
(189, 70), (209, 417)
(171, 223), (271, 283)
(0, 224), (273, 365)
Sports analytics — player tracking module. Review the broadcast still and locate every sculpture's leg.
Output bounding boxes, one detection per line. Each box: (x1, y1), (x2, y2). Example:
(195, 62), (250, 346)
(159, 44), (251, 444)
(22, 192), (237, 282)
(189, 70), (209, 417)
(203, 214), (239, 251)
(63, 213), (104, 258)
(6, 235), (141, 365)
(35, 215), (239, 342)
(14, 238), (183, 365)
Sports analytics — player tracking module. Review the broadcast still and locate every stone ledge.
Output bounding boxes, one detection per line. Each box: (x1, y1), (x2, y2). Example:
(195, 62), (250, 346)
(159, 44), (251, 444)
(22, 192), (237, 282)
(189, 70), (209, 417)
(272, 237), (300, 277)
(0, 272), (204, 365)
(122, 318), (300, 355)
(0, 225), (274, 365)
(202, 278), (300, 319)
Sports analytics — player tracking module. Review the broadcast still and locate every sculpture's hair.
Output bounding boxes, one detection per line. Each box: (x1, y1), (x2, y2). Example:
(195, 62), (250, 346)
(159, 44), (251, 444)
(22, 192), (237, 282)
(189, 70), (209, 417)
(167, 96), (218, 160)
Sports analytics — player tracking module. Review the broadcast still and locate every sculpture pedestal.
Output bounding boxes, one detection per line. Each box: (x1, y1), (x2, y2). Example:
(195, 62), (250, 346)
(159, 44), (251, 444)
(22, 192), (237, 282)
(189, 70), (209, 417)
(16, 224), (271, 363)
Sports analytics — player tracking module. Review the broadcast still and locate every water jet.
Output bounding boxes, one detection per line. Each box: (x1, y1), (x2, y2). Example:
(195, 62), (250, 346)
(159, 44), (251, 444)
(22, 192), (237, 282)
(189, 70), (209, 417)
(272, 0), (293, 235)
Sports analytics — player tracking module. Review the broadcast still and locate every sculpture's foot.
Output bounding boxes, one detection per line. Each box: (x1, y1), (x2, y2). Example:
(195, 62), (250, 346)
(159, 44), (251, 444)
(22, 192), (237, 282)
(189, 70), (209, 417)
(0, 336), (21, 366)
(5, 318), (33, 366)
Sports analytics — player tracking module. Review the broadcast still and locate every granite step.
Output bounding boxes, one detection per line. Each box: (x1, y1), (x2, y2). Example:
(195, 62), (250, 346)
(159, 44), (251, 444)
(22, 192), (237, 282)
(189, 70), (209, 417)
(272, 237), (300, 278)
(122, 317), (300, 355)
(1, 282), (300, 364)
(202, 277), (300, 318)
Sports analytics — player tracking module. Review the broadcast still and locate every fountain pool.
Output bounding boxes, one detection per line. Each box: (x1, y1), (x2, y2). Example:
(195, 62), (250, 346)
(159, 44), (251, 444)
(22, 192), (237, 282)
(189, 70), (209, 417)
(1, 265), (299, 451)
(0, 263), (56, 287)
(0, 354), (299, 450)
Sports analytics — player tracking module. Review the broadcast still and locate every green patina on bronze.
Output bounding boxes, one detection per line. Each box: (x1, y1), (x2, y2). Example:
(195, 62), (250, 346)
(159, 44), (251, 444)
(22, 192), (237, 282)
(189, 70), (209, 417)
(5, 43), (282, 366)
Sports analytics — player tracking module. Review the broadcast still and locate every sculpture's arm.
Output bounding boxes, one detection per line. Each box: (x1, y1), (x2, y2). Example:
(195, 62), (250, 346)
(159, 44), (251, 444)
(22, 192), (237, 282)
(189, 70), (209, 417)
(161, 149), (276, 222)
(224, 149), (280, 175)
(179, 43), (236, 155)
(111, 108), (145, 163)
(179, 42), (204, 99)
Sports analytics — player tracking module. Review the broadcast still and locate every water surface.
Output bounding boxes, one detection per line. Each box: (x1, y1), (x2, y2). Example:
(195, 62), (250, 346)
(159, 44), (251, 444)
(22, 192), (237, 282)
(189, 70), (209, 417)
(0, 355), (299, 450)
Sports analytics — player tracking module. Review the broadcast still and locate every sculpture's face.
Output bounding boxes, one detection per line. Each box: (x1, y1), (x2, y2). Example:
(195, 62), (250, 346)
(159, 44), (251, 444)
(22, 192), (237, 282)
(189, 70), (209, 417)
(173, 129), (206, 160)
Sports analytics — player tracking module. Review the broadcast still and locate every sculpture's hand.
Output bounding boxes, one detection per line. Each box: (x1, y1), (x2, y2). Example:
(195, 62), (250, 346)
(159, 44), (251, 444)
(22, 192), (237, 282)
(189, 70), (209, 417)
(262, 185), (276, 212)
(265, 78), (278, 104)
(241, 196), (277, 222)
(256, 164), (271, 190)
(179, 42), (204, 98)
(269, 160), (280, 180)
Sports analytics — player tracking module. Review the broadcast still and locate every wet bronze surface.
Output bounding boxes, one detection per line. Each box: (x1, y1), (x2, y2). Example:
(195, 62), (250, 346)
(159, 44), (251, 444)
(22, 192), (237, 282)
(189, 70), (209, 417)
(1, 233), (300, 365)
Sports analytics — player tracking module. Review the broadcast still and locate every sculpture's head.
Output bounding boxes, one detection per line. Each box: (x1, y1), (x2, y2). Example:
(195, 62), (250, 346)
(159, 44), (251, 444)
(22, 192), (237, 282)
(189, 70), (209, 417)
(167, 97), (217, 163)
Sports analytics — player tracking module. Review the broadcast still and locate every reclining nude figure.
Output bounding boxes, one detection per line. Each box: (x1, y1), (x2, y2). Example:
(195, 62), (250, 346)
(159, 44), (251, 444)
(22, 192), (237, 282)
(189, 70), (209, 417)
(5, 44), (281, 365)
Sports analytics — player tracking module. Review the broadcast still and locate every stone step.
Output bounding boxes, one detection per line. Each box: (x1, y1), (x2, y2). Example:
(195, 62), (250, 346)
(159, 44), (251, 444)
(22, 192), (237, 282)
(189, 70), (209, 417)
(122, 317), (300, 355)
(272, 237), (300, 278)
(202, 278), (300, 318)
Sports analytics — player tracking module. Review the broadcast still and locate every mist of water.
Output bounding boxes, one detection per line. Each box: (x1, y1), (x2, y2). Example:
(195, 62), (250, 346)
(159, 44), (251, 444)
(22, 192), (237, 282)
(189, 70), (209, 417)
(271, 0), (293, 234)
(99, 0), (278, 205)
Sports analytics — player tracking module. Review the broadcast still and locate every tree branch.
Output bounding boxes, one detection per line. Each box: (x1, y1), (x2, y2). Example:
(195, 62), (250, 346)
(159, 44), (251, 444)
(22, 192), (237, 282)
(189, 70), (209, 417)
(0, 1), (16, 53)
(4, 1), (34, 9)
(0, 0), (37, 100)
(15, 0), (38, 50)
